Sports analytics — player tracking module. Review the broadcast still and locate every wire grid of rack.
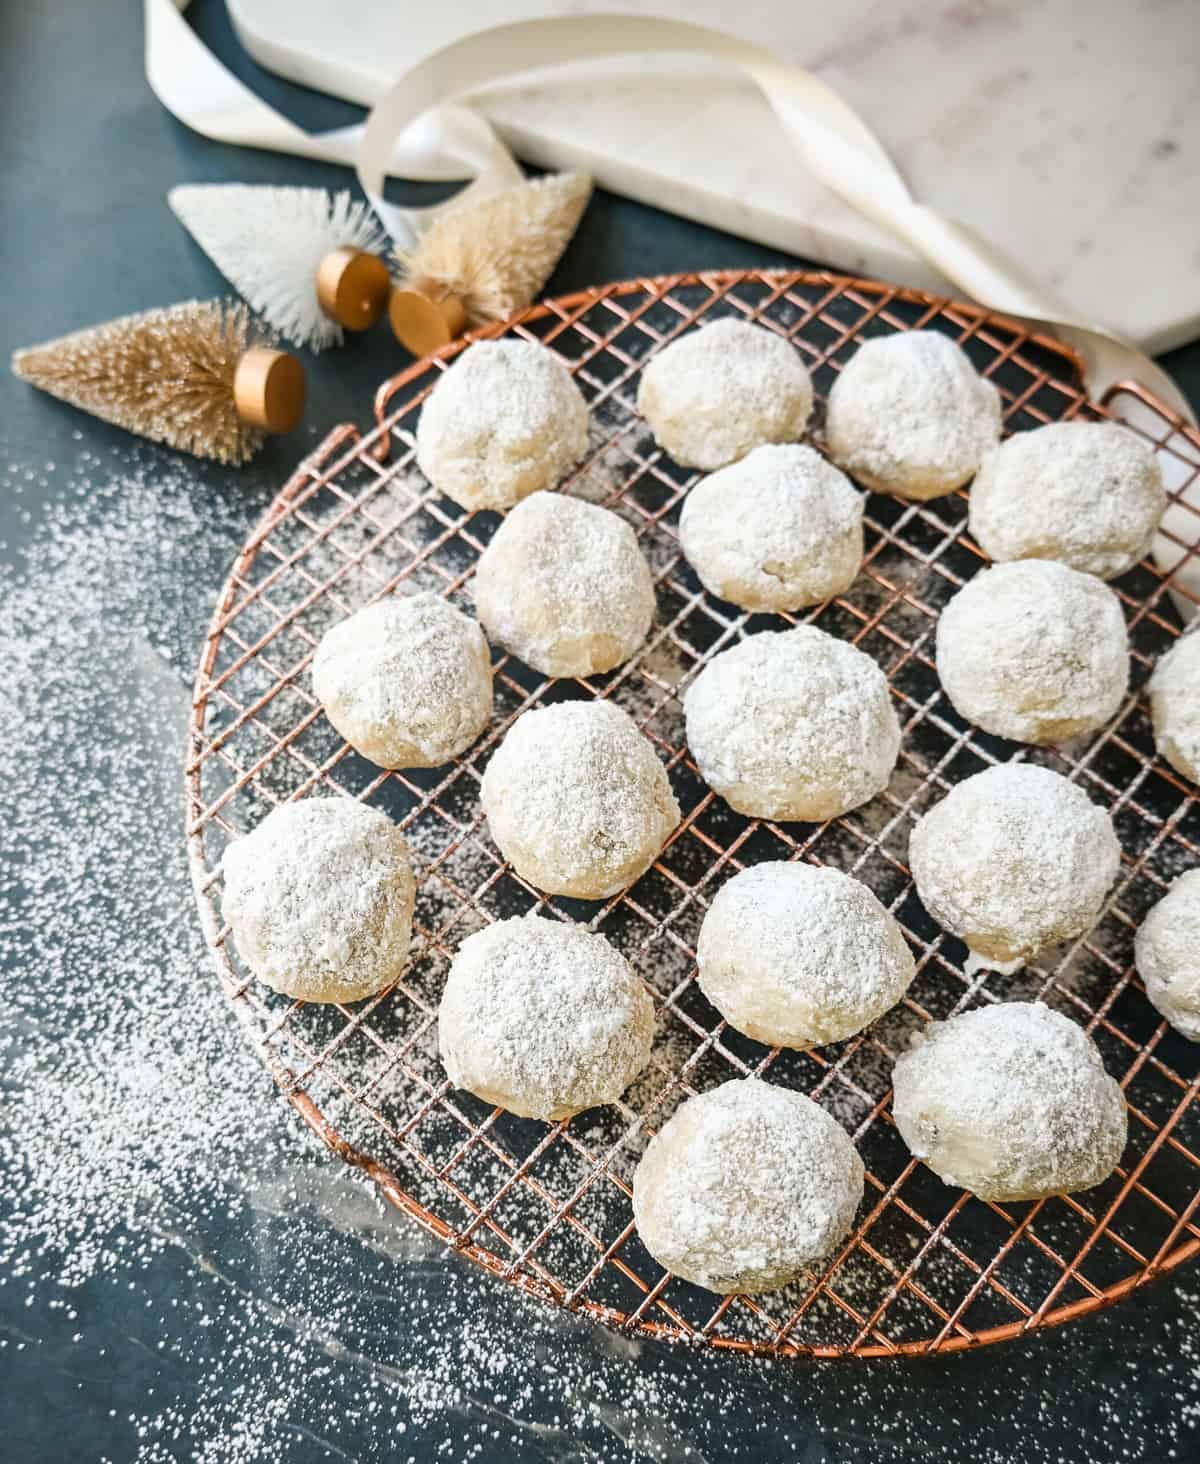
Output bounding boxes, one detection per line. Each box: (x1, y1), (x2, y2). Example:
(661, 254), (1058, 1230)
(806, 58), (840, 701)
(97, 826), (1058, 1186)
(187, 269), (1200, 1358)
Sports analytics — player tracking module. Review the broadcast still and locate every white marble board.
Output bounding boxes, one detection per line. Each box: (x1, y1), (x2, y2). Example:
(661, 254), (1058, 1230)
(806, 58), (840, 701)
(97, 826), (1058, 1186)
(229, 0), (1200, 352)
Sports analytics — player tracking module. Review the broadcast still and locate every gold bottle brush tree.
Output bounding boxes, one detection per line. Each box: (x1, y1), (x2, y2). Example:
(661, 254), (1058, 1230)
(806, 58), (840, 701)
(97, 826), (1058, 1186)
(12, 300), (305, 465)
(389, 171), (593, 355)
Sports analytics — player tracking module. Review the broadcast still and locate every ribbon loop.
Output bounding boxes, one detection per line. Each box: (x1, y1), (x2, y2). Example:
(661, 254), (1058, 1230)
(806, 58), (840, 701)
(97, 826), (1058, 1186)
(147, 1), (1198, 611)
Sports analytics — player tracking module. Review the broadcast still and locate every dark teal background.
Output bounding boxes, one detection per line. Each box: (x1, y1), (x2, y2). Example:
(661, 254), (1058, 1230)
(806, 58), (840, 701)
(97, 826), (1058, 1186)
(3, 4), (1200, 1461)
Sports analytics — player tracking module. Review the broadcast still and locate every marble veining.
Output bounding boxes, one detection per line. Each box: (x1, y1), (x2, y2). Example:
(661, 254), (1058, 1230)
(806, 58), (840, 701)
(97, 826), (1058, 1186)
(230, 0), (1200, 350)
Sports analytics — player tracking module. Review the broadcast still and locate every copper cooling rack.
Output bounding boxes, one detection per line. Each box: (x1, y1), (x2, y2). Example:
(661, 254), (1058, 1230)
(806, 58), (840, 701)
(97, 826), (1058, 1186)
(186, 269), (1200, 1358)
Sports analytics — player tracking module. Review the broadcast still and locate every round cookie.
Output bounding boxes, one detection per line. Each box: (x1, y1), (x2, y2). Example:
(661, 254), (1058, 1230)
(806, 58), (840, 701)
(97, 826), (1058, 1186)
(480, 699), (680, 898)
(696, 862), (915, 1048)
(678, 444), (864, 612)
(908, 763), (1120, 974)
(825, 330), (1002, 500)
(636, 318), (813, 471)
(892, 1001), (1127, 1202)
(438, 915), (655, 1119)
(936, 560), (1129, 745)
(221, 799), (415, 1003)
(312, 592), (492, 768)
(474, 493), (654, 678)
(415, 339), (588, 511)
(683, 626), (901, 821)
(968, 420), (1166, 580)
(1149, 632), (1200, 785)
(632, 1078), (864, 1294)
(1135, 869), (1200, 1041)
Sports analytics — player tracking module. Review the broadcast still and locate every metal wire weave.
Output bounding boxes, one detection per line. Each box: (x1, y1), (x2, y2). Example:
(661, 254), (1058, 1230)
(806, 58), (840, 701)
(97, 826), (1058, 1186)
(187, 269), (1200, 1357)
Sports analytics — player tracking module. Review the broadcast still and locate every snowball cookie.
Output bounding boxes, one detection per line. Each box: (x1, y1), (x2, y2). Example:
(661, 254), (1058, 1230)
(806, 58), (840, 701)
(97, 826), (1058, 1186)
(312, 593), (492, 769)
(678, 444), (864, 612)
(1135, 869), (1200, 1041)
(909, 764), (1120, 974)
(968, 421), (1166, 580)
(480, 700), (680, 898)
(439, 915), (655, 1120)
(697, 862), (915, 1048)
(892, 1002), (1127, 1201)
(636, 319), (813, 471)
(415, 339), (588, 511)
(936, 560), (1129, 744)
(825, 331), (1002, 500)
(683, 626), (901, 822)
(1149, 632), (1200, 785)
(221, 799), (415, 1003)
(473, 493), (654, 678)
(632, 1078), (864, 1293)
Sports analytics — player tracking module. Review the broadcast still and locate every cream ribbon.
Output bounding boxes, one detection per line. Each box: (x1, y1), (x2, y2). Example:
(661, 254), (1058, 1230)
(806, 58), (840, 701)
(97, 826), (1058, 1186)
(144, 0), (524, 239)
(148, 2), (1198, 610)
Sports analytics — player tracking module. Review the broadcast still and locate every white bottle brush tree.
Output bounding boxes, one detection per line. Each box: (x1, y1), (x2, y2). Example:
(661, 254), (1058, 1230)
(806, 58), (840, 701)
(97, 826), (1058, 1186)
(169, 185), (391, 352)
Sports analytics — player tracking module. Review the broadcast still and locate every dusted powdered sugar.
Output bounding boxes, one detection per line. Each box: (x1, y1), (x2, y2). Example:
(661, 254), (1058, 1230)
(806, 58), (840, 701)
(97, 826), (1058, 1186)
(480, 699), (681, 898)
(679, 443), (864, 612)
(12, 415), (1200, 1459)
(697, 862), (916, 1048)
(312, 591), (493, 768)
(825, 330), (1001, 500)
(936, 559), (1130, 745)
(631, 1078), (864, 1294)
(1149, 631), (1200, 785)
(415, 338), (589, 511)
(908, 763), (1121, 972)
(892, 1001), (1128, 1201)
(968, 420), (1167, 580)
(683, 626), (901, 821)
(438, 914), (655, 1120)
(1135, 868), (1200, 1042)
(636, 318), (813, 471)
(221, 798), (415, 1002)
(473, 492), (655, 677)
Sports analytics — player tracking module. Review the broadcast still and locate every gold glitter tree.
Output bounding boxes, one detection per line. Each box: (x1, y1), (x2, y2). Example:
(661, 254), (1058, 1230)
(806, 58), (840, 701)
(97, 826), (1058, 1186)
(11, 300), (304, 465)
(389, 172), (592, 355)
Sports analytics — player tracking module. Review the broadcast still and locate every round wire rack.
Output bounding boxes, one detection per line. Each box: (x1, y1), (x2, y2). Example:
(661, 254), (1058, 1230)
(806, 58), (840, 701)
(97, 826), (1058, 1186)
(187, 269), (1200, 1358)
